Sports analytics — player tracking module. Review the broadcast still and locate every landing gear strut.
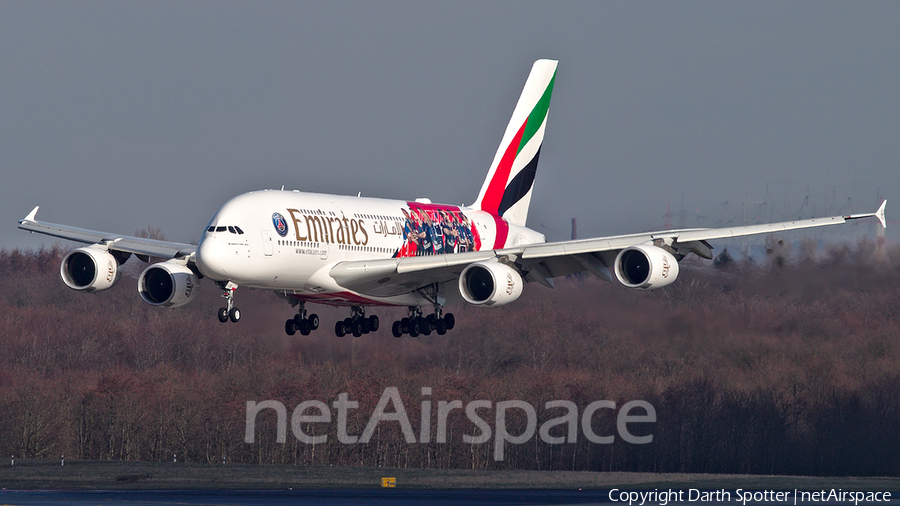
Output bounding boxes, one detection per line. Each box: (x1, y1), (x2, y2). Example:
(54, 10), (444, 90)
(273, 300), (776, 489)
(217, 282), (241, 323)
(285, 303), (319, 336)
(335, 306), (379, 338)
(392, 306), (454, 338)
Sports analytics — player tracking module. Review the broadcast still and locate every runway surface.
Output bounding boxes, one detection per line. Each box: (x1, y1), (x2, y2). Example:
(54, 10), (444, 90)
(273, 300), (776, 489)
(2, 488), (611, 506)
(2, 488), (896, 505)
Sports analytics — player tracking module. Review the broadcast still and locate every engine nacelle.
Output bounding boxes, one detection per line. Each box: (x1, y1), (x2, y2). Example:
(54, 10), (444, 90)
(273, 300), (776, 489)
(459, 262), (524, 307)
(60, 246), (121, 292)
(138, 261), (200, 308)
(614, 244), (680, 290)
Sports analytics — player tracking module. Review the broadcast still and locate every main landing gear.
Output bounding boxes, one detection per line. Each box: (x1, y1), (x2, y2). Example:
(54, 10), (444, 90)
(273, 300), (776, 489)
(217, 282), (241, 323)
(285, 304), (319, 336)
(334, 306), (379, 338)
(391, 306), (454, 338)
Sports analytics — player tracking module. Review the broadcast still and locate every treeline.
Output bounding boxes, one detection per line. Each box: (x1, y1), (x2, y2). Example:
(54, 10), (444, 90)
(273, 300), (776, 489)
(1, 239), (899, 476)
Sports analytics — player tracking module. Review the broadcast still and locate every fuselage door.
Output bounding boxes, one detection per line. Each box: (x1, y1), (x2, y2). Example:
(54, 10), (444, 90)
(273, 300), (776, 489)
(262, 230), (274, 256)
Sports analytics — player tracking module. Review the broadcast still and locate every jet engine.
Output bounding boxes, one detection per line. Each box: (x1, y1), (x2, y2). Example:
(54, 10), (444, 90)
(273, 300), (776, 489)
(614, 244), (679, 290)
(138, 261), (200, 308)
(60, 246), (121, 292)
(459, 262), (524, 307)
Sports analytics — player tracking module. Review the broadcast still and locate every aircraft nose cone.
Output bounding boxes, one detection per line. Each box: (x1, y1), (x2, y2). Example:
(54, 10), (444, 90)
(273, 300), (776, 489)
(196, 237), (231, 279)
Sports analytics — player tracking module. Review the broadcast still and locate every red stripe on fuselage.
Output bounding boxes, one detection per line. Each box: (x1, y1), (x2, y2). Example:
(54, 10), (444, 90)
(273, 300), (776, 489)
(480, 120), (527, 216)
(291, 292), (395, 307)
(492, 214), (509, 249)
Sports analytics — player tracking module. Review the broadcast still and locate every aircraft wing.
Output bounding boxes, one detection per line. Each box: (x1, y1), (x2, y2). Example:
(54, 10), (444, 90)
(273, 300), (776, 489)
(330, 250), (497, 297)
(513, 199), (887, 281)
(17, 206), (196, 261)
(330, 200), (886, 296)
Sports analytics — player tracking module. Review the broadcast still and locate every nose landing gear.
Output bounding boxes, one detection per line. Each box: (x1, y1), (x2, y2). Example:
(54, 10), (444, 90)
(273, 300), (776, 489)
(217, 282), (241, 323)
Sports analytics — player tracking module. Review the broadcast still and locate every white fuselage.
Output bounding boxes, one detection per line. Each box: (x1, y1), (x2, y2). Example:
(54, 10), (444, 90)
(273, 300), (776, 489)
(194, 190), (545, 307)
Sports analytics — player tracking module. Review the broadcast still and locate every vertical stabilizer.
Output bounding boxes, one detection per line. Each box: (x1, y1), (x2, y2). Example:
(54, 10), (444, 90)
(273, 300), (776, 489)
(472, 59), (557, 227)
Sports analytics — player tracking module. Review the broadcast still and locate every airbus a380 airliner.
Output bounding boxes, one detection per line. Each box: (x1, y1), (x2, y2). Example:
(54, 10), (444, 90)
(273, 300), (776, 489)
(19, 60), (887, 338)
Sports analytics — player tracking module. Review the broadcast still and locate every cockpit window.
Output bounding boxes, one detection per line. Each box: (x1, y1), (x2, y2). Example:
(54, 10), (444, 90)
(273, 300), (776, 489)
(208, 224), (244, 235)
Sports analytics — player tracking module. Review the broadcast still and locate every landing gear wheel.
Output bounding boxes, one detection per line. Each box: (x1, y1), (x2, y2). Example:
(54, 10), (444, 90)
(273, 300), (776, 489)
(367, 315), (379, 332)
(285, 319), (297, 336)
(436, 318), (447, 335)
(218, 283), (239, 324)
(352, 319), (364, 337)
(409, 318), (421, 338)
(335, 321), (346, 337)
(299, 319), (311, 336)
(391, 321), (403, 338)
(308, 314), (319, 330)
(444, 313), (455, 330)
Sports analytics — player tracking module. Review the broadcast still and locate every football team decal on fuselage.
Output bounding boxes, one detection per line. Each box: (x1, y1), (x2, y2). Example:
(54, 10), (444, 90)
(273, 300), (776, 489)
(393, 202), (481, 258)
(272, 213), (289, 237)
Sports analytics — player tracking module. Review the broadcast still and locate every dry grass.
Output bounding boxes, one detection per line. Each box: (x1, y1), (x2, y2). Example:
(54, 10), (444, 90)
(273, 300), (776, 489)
(1, 241), (900, 476)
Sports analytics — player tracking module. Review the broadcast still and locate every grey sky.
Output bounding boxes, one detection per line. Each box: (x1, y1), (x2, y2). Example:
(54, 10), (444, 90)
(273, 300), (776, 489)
(2, 1), (897, 251)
